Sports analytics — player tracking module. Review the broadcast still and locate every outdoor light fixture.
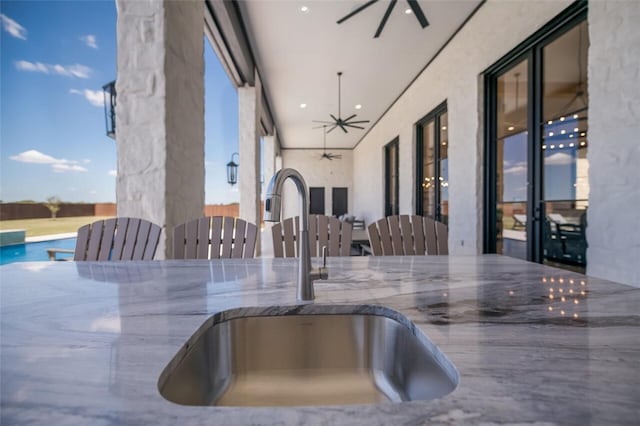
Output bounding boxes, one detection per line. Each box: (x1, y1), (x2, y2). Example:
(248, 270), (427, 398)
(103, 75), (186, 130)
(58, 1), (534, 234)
(103, 80), (116, 139)
(226, 152), (239, 185)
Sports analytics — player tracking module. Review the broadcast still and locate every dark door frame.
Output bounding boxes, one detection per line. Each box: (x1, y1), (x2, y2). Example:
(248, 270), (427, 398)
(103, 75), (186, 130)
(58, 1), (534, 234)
(384, 138), (399, 216)
(483, 1), (588, 260)
(415, 100), (447, 220)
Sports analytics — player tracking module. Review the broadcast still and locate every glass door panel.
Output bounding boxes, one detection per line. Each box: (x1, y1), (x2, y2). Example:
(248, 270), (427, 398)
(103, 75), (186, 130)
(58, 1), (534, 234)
(421, 121), (436, 218)
(439, 112), (449, 224)
(496, 60), (529, 260)
(541, 21), (589, 271)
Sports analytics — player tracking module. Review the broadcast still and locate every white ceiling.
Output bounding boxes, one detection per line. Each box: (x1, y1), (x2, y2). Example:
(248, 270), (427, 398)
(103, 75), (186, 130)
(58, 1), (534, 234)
(238, 0), (482, 149)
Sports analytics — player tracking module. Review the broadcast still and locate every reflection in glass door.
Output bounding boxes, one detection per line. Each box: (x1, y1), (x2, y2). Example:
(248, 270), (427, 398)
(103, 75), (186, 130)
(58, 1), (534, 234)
(496, 60), (529, 260)
(541, 21), (589, 270)
(485, 4), (588, 273)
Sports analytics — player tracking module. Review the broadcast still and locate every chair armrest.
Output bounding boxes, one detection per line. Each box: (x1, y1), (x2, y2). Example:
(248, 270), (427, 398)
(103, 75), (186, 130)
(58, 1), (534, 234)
(47, 248), (75, 261)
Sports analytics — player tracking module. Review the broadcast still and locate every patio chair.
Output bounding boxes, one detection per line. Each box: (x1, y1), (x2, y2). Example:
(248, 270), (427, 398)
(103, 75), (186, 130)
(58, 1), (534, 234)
(512, 214), (527, 230)
(367, 215), (448, 256)
(53, 217), (162, 261)
(173, 216), (258, 259)
(272, 214), (353, 258)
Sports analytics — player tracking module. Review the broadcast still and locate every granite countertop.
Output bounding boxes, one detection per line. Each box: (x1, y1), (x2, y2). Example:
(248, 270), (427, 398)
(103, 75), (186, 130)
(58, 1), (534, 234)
(1, 255), (639, 425)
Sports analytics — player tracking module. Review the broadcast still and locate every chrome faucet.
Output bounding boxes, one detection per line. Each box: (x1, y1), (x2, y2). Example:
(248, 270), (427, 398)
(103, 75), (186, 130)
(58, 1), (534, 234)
(264, 168), (328, 301)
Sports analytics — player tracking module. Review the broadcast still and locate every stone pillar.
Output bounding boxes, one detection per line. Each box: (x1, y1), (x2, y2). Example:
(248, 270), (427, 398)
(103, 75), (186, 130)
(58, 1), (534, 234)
(238, 78), (262, 251)
(586, 0), (640, 286)
(116, 0), (205, 259)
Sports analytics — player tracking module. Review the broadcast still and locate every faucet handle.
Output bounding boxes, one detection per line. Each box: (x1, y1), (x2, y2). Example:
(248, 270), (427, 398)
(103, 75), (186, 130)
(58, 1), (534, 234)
(314, 246), (328, 281)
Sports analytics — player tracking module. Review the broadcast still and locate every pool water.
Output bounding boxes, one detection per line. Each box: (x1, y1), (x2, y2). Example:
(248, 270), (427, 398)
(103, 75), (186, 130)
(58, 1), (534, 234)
(0, 238), (76, 265)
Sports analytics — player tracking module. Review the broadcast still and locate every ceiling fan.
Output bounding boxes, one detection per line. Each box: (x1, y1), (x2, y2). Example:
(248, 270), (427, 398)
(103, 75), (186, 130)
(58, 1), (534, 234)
(319, 125), (342, 160)
(313, 71), (370, 134)
(337, 0), (429, 38)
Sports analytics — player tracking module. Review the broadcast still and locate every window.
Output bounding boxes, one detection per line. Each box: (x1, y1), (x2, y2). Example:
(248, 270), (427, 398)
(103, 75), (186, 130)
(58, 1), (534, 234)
(309, 187), (325, 215)
(416, 102), (448, 224)
(384, 138), (399, 216)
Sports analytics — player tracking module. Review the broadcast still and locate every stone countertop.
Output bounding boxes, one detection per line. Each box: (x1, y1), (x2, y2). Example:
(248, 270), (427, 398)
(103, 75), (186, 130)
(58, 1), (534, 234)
(1, 255), (639, 425)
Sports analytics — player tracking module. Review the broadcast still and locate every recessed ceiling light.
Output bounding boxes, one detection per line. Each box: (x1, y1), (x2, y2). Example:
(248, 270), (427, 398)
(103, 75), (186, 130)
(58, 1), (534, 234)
(355, 104), (362, 110)
(405, 8), (412, 14)
(507, 126), (515, 131)
(299, 5), (309, 13)
(442, 126), (447, 130)
(299, 103), (307, 108)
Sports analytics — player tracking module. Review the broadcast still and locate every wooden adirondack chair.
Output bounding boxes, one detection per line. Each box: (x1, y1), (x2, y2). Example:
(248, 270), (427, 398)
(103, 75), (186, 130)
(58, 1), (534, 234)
(173, 216), (258, 259)
(367, 215), (448, 256)
(271, 214), (353, 258)
(71, 217), (161, 261)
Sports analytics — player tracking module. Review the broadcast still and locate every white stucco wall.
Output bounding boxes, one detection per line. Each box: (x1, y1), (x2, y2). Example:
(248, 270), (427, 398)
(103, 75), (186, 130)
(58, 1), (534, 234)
(280, 149), (354, 220)
(586, 0), (640, 286)
(353, 0), (572, 255)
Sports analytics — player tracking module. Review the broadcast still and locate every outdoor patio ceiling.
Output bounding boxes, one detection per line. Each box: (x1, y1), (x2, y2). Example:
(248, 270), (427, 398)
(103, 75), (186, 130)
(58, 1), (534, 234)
(235, 0), (483, 150)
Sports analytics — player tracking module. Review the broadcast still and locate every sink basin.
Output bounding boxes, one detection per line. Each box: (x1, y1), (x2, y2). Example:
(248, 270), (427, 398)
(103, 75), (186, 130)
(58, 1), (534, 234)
(158, 305), (458, 407)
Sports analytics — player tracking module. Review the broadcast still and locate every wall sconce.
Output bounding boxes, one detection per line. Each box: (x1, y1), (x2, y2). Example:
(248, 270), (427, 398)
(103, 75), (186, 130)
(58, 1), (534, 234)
(226, 152), (239, 185)
(102, 80), (116, 139)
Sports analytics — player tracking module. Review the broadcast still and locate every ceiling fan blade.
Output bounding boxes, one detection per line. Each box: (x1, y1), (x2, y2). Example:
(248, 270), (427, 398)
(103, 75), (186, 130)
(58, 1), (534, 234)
(331, 154), (343, 159)
(374, 0), (397, 38)
(336, 0), (378, 24)
(340, 124), (348, 133)
(329, 113), (339, 122)
(312, 120), (334, 124)
(326, 124), (339, 134)
(344, 124), (366, 129)
(343, 114), (357, 122)
(407, 0), (429, 28)
(345, 120), (371, 124)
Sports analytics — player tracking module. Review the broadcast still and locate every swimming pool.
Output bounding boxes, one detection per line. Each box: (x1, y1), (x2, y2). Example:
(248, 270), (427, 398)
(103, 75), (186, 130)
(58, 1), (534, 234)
(0, 238), (76, 265)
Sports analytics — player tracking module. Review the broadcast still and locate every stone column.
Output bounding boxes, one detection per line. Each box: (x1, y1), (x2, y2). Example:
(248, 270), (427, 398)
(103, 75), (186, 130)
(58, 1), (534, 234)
(238, 77), (262, 251)
(116, 0), (205, 259)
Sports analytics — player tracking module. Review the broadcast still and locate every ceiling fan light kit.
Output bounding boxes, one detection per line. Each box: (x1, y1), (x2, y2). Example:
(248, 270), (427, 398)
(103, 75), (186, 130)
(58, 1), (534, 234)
(312, 72), (371, 134)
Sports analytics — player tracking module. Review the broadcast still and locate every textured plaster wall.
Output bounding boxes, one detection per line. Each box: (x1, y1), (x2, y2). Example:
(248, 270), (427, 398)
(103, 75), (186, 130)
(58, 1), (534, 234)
(586, 0), (640, 286)
(116, 0), (204, 258)
(280, 149), (354, 220)
(352, 0), (571, 255)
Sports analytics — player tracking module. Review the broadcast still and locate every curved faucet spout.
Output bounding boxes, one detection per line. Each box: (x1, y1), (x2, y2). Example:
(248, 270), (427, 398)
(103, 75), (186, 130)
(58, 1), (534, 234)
(264, 168), (316, 301)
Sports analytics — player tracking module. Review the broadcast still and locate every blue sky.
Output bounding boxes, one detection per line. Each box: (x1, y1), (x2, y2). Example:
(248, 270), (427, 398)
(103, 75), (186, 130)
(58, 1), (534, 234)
(1, 0), (239, 204)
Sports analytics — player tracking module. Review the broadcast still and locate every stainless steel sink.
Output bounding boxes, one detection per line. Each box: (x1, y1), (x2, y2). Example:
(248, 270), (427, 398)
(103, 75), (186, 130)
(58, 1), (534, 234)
(158, 305), (458, 407)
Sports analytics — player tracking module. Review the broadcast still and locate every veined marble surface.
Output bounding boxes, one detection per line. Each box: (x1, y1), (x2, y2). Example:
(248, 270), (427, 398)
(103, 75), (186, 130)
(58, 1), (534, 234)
(1, 255), (639, 425)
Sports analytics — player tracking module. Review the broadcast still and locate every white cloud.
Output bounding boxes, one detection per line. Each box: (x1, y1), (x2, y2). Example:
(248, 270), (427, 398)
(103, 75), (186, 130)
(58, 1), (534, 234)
(10, 149), (88, 173)
(504, 162), (527, 175)
(1, 13), (27, 40)
(70, 89), (103, 107)
(15, 60), (48, 73)
(545, 152), (574, 166)
(52, 164), (88, 173)
(80, 34), (98, 49)
(15, 60), (91, 79)
(108, 170), (117, 177)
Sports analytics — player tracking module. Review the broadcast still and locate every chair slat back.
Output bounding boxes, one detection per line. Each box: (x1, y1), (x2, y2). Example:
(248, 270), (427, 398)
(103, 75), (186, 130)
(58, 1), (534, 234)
(272, 215), (353, 258)
(435, 220), (449, 255)
(367, 215), (448, 256)
(423, 216), (438, 255)
(173, 216), (257, 260)
(74, 217), (161, 261)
